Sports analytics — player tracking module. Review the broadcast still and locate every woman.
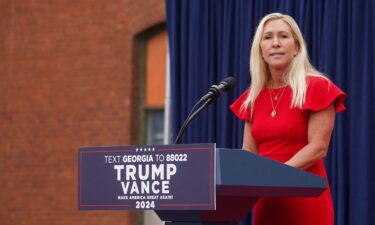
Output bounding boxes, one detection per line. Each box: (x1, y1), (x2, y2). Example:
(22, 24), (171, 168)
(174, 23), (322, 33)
(230, 13), (346, 225)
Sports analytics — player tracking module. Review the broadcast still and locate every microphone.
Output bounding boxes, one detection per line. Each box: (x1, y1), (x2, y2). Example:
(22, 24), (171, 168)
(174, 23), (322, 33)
(200, 77), (237, 102)
(174, 76), (237, 144)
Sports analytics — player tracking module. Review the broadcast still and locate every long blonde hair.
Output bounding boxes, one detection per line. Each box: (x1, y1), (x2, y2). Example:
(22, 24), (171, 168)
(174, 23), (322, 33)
(243, 13), (323, 115)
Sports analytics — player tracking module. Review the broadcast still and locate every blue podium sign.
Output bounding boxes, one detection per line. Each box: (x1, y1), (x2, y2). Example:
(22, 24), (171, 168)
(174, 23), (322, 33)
(78, 143), (216, 210)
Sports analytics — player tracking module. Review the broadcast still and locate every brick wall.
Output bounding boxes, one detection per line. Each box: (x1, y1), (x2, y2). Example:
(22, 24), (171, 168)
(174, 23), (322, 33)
(0, 0), (165, 224)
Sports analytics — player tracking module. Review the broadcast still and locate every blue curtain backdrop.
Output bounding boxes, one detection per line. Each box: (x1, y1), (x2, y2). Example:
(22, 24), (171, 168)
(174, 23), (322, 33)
(166, 1), (375, 225)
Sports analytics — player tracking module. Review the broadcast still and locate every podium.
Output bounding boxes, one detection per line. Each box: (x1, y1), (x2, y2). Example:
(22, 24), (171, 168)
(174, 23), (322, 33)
(155, 148), (326, 225)
(78, 145), (325, 225)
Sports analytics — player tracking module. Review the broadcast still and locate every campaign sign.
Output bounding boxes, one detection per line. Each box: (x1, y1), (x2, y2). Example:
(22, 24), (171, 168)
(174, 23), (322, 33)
(78, 143), (215, 210)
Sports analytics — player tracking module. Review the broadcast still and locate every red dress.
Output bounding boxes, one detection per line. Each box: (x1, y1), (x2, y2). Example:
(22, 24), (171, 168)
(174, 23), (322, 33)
(230, 76), (346, 225)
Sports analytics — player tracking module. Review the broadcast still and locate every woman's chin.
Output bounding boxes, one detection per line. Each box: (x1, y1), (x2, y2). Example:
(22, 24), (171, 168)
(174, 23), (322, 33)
(267, 63), (290, 72)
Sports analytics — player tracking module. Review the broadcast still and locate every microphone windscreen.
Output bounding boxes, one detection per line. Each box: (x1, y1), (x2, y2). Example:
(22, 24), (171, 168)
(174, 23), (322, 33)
(222, 76), (237, 91)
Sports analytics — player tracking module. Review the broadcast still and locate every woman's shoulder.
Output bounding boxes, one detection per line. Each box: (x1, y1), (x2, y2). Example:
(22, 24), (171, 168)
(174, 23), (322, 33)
(305, 74), (334, 91)
(306, 74), (331, 84)
(304, 74), (346, 112)
(230, 89), (251, 121)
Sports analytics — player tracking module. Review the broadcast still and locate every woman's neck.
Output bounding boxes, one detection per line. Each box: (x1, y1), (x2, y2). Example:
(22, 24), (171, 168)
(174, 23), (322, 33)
(268, 72), (288, 88)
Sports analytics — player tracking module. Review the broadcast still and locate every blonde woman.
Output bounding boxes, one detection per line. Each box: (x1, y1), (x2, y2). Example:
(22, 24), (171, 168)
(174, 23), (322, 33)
(230, 13), (346, 225)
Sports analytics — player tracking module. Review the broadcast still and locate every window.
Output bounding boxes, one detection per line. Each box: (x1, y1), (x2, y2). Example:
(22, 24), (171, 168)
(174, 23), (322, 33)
(144, 30), (168, 145)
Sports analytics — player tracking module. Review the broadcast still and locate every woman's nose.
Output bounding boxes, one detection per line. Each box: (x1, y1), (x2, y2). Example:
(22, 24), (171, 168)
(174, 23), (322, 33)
(272, 37), (280, 47)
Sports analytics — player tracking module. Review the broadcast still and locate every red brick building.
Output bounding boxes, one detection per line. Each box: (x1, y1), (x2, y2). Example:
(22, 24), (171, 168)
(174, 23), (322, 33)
(0, 1), (166, 224)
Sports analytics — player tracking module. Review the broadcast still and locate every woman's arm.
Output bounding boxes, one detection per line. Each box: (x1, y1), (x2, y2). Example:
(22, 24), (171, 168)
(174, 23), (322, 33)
(243, 121), (259, 153)
(285, 104), (335, 170)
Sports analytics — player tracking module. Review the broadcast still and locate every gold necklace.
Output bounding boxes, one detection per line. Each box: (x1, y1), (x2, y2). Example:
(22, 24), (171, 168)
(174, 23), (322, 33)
(268, 86), (286, 117)
(270, 88), (283, 100)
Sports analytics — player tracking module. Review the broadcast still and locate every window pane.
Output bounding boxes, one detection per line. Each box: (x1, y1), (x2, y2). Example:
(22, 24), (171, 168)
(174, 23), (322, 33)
(146, 109), (164, 144)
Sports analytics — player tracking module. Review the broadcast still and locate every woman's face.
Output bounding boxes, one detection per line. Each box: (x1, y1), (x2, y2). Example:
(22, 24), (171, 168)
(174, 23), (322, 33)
(260, 19), (299, 74)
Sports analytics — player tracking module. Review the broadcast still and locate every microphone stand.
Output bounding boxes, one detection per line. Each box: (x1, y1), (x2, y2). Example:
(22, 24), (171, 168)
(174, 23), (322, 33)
(174, 97), (214, 144)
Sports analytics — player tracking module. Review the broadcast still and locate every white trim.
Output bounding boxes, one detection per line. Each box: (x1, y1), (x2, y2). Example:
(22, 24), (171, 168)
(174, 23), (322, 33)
(164, 41), (172, 145)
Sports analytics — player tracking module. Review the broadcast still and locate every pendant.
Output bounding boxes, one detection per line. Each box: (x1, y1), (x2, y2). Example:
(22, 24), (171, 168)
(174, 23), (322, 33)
(274, 97), (278, 100)
(271, 110), (276, 117)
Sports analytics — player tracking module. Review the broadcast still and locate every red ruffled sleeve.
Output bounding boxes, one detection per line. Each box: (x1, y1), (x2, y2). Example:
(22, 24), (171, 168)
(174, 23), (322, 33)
(303, 76), (347, 112)
(230, 89), (251, 121)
